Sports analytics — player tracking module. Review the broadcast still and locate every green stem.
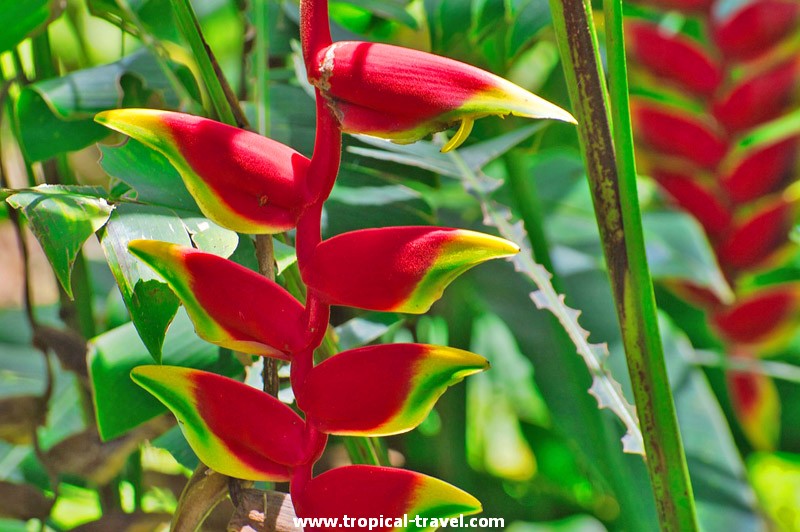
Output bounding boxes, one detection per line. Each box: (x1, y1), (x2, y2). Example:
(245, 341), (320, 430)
(254, 0), (270, 137)
(170, 0), (247, 127)
(548, 0), (698, 529)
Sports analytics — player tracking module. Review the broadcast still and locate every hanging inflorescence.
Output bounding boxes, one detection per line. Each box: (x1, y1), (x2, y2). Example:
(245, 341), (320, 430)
(94, 0), (574, 527)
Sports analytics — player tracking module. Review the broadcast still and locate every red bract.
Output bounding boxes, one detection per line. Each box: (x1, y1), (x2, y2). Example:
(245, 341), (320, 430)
(712, 61), (799, 134)
(626, 22), (721, 97)
(652, 170), (732, 238)
(721, 138), (798, 203)
(96, 109), (310, 234)
(300, 226), (518, 312)
(307, 41), (575, 151)
(299, 343), (488, 436)
(631, 101), (727, 169)
(726, 369), (780, 450)
(128, 240), (307, 358)
(292, 465), (481, 531)
(715, 198), (796, 270)
(712, 0), (800, 60)
(711, 284), (800, 347)
(131, 366), (323, 480)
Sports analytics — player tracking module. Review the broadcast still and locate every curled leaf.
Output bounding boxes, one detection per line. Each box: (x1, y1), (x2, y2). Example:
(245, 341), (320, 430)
(300, 343), (488, 436)
(301, 226), (519, 313)
(128, 240), (307, 358)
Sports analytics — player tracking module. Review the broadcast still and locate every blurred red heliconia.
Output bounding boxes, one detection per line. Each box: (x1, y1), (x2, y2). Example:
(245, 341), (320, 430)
(727, 369), (780, 450)
(306, 41), (575, 152)
(715, 197), (797, 270)
(300, 226), (519, 313)
(721, 138), (798, 204)
(626, 21), (722, 97)
(712, 61), (799, 134)
(96, 109), (310, 234)
(651, 169), (732, 238)
(711, 0), (800, 60)
(631, 101), (728, 169)
(711, 283), (800, 349)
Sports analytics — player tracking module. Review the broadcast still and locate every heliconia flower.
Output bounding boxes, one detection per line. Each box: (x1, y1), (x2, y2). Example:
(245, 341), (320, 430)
(712, 61), (799, 134)
(727, 369), (780, 451)
(299, 344), (488, 436)
(292, 465), (481, 531)
(721, 138), (798, 204)
(128, 240), (307, 358)
(300, 226), (519, 313)
(715, 197), (797, 270)
(651, 170), (732, 238)
(626, 21), (721, 97)
(95, 109), (309, 234)
(131, 366), (324, 480)
(306, 41), (575, 152)
(711, 0), (800, 60)
(711, 284), (800, 349)
(631, 101), (728, 169)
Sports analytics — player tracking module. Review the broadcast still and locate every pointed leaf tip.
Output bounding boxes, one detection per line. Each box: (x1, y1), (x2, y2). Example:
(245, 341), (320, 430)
(301, 343), (488, 436)
(128, 239), (307, 358)
(301, 227), (518, 313)
(131, 365), (318, 480)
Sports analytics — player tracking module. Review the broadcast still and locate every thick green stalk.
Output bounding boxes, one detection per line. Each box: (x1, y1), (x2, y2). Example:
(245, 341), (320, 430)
(547, 0), (698, 529)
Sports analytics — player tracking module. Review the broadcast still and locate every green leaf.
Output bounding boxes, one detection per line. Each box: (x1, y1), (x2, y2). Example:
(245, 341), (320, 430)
(323, 166), (435, 235)
(643, 211), (733, 303)
(470, 313), (550, 425)
(332, 0), (418, 28)
(180, 216), (239, 258)
(0, 0), (60, 54)
(99, 203), (191, 362)
(6, 185), (113, 298)
(88, 309), (244, 440)
(334, 313), (404, 351)
(100, 138), (199, 213)
(16, 49), (196, 161)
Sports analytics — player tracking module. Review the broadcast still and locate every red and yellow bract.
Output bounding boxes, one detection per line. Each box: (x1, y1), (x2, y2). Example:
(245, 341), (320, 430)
(96, 109), (310, 234)
(128, 239), (307, 359)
